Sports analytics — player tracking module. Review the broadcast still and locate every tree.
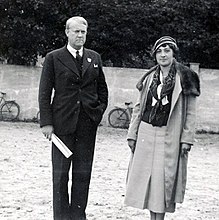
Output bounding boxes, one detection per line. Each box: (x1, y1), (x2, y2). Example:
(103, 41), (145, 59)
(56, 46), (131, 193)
(0, 0), (218, 68)
(0, 0), (43, 65)
(0, 0), (78, 65)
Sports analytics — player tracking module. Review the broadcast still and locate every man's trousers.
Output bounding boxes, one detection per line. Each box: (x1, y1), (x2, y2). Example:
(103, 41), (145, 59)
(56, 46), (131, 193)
(52, 108), (98, 220)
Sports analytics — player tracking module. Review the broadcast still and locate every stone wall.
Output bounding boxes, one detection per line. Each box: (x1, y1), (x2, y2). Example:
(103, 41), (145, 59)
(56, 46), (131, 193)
(0, 64), (218, 129)
(197, 68), (219, 130)
(0, 65), (41, 120)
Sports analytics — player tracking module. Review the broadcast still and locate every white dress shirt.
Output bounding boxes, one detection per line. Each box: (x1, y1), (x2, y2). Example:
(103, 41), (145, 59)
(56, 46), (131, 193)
(67, 44), (83, 58)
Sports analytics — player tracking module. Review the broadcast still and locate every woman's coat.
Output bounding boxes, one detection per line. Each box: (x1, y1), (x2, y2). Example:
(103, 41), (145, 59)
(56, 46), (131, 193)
(125, 62), (200, 208)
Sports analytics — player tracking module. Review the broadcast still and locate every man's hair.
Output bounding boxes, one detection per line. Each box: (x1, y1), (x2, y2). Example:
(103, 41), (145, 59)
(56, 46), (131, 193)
(66, 16), (88, 30)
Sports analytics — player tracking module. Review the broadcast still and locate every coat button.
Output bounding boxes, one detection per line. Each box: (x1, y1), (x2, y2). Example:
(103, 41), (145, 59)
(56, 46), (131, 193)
(76, 101), (80, 104)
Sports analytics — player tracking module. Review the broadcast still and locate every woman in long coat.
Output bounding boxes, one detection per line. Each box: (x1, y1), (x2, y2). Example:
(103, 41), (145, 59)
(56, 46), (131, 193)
(124, 36), (200, 220)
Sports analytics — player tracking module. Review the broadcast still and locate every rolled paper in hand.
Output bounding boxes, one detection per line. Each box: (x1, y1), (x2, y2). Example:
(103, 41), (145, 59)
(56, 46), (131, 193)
(51, 134), (73, 158)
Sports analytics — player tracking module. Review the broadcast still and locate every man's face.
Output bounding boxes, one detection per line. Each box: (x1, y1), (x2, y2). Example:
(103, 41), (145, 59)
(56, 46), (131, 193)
(65, 21), (87, 50)
(155, 44), (174, 67)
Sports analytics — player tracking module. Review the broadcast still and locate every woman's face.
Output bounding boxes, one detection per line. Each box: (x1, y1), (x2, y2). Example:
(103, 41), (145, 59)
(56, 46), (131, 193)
(155, 44), (174, 67)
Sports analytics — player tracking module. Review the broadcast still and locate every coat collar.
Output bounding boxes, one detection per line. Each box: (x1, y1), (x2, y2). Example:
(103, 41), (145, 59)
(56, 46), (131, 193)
(57, 46), (94, 77)
(57, 46), (80, 76)
(176, 62), (200, 96)
(168, 72), (182, 118)
(139, 70), (182, 121)
(136, 61), (200, 97)
(138, 61), (200, 122)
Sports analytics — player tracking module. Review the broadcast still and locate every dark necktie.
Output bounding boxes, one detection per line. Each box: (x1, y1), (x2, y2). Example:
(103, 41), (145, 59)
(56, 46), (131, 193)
(76, 51), (82, 66)
(76, 50), (82, 76)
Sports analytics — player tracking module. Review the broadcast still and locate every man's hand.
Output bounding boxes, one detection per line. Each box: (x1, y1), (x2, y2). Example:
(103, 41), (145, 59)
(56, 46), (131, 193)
(128, 139), (136, 153)
(41, 125), (54, 141)
(181, 143), (191, 157)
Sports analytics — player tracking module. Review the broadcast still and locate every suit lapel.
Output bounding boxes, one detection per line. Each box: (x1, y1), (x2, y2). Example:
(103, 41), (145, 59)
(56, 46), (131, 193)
(82, 49), (93, 77)
(57, 46), (80, 77)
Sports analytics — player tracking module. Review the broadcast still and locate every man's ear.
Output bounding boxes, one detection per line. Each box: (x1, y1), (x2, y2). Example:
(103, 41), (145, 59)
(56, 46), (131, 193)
(65, 29), (69, 37)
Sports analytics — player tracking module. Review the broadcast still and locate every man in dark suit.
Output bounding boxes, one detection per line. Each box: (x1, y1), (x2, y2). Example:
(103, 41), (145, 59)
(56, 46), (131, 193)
(38, 16), (108, 220)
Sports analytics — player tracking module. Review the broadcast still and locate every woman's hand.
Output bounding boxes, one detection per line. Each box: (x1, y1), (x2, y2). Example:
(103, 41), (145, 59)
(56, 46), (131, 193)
(128, 139), (136, 153)
(181, 143), (191, 157)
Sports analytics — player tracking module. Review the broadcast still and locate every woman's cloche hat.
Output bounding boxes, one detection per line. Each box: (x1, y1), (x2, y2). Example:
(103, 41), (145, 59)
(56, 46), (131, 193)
(151, 36), (178, 57)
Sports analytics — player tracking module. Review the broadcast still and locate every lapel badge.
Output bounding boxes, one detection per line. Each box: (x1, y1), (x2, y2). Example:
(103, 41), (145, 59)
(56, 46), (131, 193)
(94, 64), (98, 68)
(87, 58), (92, 63)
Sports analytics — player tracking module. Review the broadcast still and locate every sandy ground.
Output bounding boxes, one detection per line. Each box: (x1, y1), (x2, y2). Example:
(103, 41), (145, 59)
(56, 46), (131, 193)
(0, 121), (219, 220)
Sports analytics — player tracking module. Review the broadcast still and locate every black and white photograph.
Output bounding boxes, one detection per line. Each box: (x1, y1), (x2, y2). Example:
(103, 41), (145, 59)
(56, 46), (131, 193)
(0, 1), (218, 219)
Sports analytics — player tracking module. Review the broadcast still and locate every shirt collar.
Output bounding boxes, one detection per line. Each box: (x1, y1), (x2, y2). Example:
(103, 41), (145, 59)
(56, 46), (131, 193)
(67, 44), (83, 58)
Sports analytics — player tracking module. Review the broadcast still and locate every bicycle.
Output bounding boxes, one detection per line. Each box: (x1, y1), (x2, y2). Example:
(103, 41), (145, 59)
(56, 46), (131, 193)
(108, 102), (133, 129)
(0, 91), (20, 121)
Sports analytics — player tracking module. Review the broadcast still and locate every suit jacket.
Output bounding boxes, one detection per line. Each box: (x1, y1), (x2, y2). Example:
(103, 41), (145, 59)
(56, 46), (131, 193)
(39, 46), (108, 135)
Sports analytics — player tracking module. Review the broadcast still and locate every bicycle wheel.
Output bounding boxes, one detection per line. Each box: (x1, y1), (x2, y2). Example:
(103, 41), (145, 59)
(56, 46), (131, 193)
(108, 108), (129, 128)
(0, 101), (20, 121)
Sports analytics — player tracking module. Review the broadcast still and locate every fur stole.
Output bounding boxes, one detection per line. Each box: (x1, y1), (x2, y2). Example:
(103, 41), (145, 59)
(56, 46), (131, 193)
(176, 62), (200, 96)
(136, 61), (200, 96)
